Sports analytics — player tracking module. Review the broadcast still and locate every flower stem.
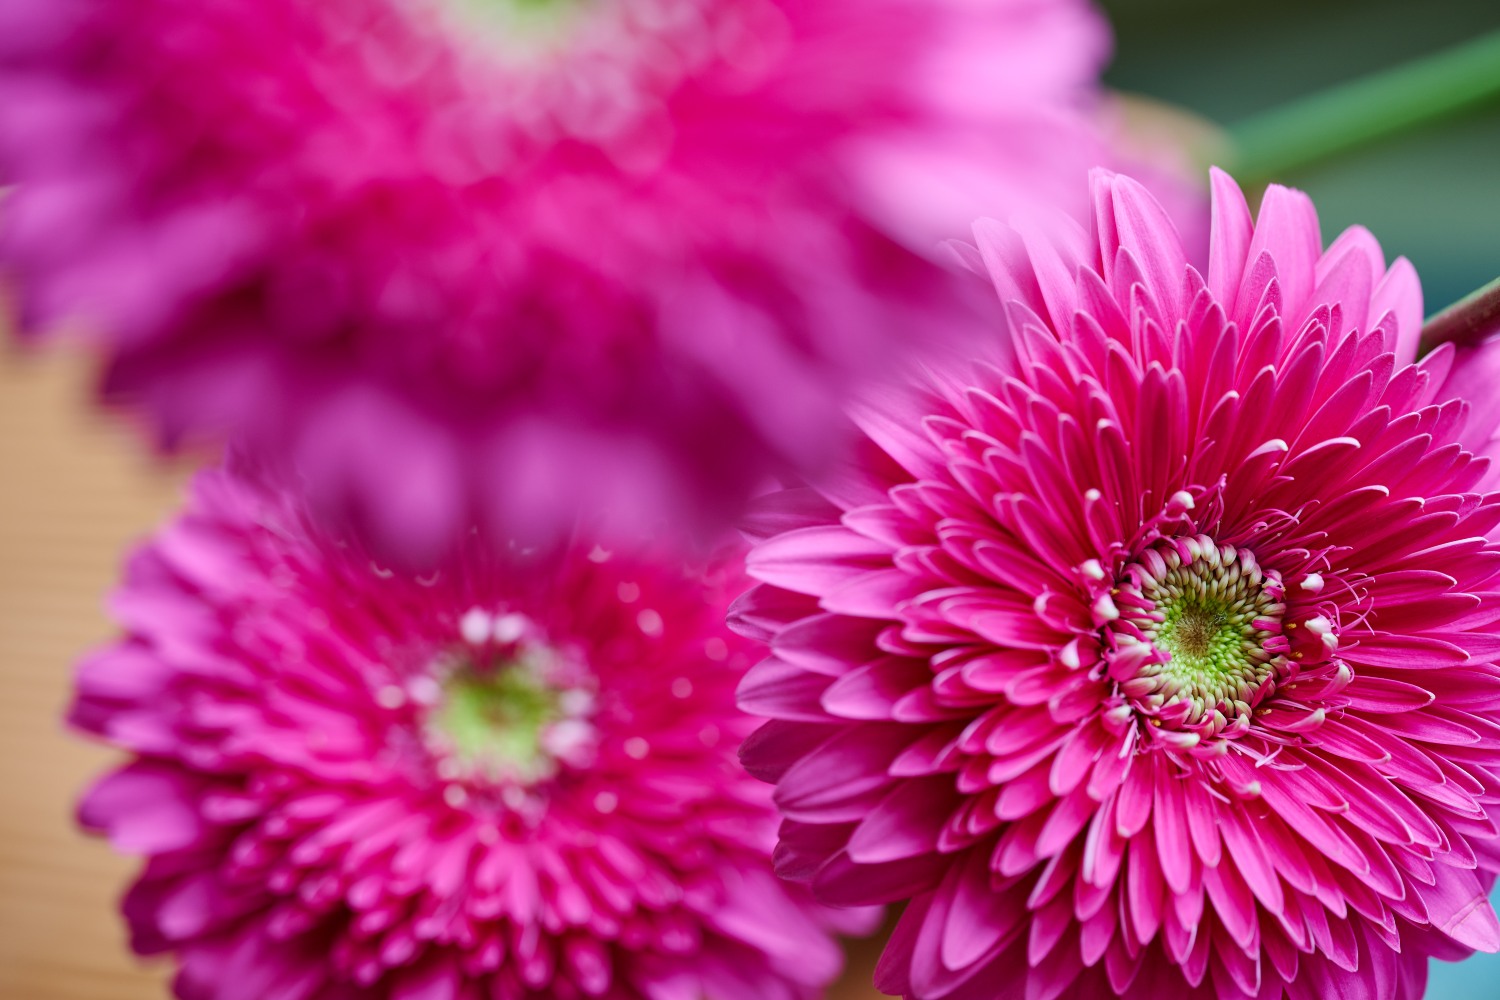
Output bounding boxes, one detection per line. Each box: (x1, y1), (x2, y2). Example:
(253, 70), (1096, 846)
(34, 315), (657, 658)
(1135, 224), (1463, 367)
(1228, 30), (1500, 185)
(1422, 276), (1500, 350)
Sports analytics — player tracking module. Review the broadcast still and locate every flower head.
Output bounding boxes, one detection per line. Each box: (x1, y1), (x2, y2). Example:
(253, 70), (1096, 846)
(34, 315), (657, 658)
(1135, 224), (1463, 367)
(733, 169), (1500, 999)
(72, 470), (867, 999)
(0, 0), (1110, 562)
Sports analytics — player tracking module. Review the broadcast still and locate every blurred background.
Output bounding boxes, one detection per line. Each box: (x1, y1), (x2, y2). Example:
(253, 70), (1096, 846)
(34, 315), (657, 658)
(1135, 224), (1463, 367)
(2, 1), (1498, 997)
(1102, 0), (1500, 314)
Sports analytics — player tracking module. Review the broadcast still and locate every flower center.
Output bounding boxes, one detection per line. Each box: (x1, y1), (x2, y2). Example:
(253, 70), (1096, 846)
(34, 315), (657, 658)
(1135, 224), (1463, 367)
(1106, 537), (1289, 737)
(446, 0), (593, 48)
(421, 611), (597, 788)
(430, 664), (563, 779)
(457, 0), (587, 21)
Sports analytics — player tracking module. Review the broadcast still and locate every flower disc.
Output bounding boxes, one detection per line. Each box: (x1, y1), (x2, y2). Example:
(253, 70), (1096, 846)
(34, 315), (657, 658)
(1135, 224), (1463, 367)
(1106, 536), (1287, 738)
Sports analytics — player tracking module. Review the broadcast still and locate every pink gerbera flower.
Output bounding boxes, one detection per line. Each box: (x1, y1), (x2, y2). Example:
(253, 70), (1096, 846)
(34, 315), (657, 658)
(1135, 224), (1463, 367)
(71, 469), (868, 1000)
(0, 0), (1110, 562)
(732, 168), (1500, 999)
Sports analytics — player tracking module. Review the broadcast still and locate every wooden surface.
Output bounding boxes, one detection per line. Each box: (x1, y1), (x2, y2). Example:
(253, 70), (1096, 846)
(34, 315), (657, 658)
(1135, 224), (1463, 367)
(0, 347), (183, 1000)
(0, 347), (885, 999)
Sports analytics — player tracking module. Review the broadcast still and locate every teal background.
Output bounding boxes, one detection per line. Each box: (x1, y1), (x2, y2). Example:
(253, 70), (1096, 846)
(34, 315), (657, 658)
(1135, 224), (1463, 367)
(1100, 2), (1500, 995)
(1101, 0), (1500, 314)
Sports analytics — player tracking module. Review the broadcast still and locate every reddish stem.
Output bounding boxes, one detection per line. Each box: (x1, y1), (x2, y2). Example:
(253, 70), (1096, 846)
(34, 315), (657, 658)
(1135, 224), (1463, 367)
(1422, 275), (1500, 351)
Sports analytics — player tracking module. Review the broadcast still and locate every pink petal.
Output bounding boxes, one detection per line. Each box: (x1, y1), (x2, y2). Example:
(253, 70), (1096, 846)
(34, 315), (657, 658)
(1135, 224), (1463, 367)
(1372, 257), (1424, 364)
(1104, 173), (1187, 325)
(1422, 861), (1500, 952)
(1242, 183), (1321, 325)
(847, 776), (959, 865)
(1206, 167), (1252, 310)
(79, 763), (209, 854)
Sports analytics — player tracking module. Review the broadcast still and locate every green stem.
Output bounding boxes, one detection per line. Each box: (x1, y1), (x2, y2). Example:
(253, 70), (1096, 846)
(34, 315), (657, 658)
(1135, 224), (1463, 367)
(1422, 275), (1500, 350)
(1228, 30), (1500, 185)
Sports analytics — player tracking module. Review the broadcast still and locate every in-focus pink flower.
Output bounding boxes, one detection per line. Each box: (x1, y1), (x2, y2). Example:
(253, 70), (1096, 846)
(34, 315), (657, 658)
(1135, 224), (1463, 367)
(732, 168), (1500, 999)
(0, 0), (1111, 562)
(71, 469), (869, 1000)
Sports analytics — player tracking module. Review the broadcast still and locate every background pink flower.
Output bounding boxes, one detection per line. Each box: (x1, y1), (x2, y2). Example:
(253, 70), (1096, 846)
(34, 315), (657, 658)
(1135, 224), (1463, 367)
(71, 469), (870, 1000)
(732, 169), (1500, 999)
(0, 0), (1114, 564)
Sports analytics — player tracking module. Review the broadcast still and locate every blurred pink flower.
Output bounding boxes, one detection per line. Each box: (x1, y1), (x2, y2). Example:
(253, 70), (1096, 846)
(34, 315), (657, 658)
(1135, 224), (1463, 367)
(72, 469), (870, 1000)
(0, 0), (1113, 563)
(731, 169), (1500, 999)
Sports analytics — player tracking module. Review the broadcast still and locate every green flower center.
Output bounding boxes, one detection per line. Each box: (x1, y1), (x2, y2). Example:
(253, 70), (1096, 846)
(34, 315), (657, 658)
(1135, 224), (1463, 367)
(1152, 590), (1266, 692)
(1111, 538), (1289, 734)
(419, 611), (597, 789)
(429, 664), (564, 782)
(448, 0), (590, 42)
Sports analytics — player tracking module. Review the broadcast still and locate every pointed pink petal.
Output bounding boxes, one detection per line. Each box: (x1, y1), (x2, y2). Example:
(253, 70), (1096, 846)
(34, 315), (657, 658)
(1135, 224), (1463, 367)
(1372, 257), (1424, 364)
(1242, 183), (1321, 324)
(1106, 174), (1187, 325)
(1206, 167), (1253, 311)
(1152, 764), (1194, 895)
(1422, 861), (1500, 952)
(847, 776), (959, 865)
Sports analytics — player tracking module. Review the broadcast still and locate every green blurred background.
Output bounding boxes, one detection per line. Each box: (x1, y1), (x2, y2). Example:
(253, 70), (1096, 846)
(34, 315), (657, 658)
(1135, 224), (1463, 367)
(1102, 0), (1500, 315)
(1101, 1), (1500, 994)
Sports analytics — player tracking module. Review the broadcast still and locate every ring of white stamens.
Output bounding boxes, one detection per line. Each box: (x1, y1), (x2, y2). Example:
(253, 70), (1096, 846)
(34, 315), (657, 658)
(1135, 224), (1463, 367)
(1105, 537), (1290, 738)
